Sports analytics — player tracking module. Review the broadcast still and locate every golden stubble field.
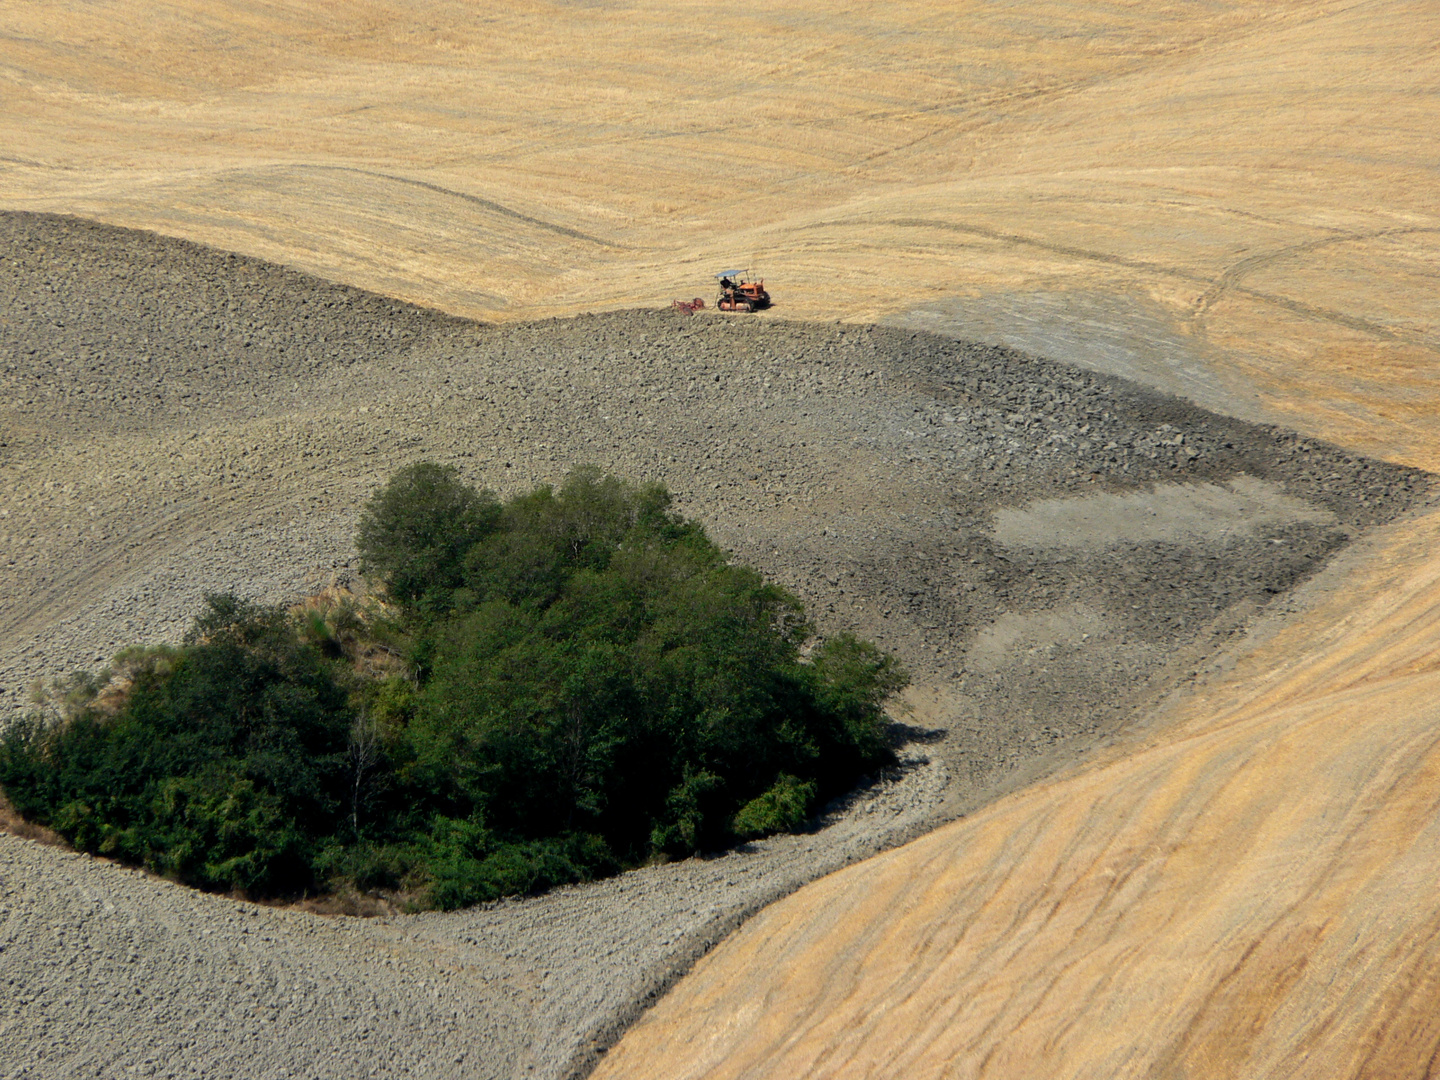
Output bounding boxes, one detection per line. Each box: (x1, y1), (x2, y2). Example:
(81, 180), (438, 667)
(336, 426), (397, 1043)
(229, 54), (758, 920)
(5, 2), (1440, 1076)
(7, 1), (1438, 462)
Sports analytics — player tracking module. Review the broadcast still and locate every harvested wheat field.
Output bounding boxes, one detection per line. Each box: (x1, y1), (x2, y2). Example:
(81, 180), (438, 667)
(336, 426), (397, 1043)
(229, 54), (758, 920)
(3, 1), (1440, 1079)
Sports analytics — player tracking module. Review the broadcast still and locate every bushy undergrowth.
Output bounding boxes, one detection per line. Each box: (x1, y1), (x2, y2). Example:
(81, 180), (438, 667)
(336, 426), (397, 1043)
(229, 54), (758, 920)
(0, 465), (906, 909)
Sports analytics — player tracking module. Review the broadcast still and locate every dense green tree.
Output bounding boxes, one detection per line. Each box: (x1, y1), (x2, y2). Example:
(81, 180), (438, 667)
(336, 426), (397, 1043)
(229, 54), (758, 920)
(404, 467), (900, 865)
(356, 461), (501, 610)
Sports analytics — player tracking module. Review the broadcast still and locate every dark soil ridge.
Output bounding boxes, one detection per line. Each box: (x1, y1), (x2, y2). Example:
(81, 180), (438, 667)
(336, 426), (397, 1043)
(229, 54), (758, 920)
(0, 210), (1431, 1080)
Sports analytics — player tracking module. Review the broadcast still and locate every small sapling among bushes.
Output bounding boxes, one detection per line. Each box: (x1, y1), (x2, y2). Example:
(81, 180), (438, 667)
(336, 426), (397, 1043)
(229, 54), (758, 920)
(0, 464), (907, 909)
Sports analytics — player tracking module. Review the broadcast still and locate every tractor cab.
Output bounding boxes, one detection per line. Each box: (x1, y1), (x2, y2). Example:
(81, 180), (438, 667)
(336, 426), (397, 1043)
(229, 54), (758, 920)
(715, 269), (771, 312)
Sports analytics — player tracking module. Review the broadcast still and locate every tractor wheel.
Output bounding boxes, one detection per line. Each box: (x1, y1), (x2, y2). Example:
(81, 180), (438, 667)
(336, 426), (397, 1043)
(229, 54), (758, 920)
(741, 300), (754, 313)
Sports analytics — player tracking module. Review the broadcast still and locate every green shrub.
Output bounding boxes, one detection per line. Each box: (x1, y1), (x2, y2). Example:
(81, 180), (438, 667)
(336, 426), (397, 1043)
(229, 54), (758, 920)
(409, 814), (616, 910)
(0, 595), (353, 895)
(732, 774), (818, 839)
(0, 466), (908, 908)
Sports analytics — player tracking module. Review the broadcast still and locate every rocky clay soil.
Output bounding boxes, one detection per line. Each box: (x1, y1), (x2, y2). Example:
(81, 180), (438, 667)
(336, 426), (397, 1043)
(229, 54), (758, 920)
(0, 211), (1431, 1079)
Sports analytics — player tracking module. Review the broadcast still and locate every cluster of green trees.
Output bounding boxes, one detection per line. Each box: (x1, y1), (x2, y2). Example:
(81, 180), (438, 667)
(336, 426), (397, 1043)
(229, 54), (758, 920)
(0, 465), (906, 909)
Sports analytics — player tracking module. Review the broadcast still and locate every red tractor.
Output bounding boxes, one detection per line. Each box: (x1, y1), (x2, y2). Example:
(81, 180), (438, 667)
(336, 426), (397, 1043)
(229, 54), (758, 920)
(715, 269), (771, 312)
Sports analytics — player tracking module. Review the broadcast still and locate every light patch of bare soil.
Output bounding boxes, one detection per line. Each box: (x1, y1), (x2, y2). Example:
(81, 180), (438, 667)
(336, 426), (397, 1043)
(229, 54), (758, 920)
(991, 476), (1337, 552)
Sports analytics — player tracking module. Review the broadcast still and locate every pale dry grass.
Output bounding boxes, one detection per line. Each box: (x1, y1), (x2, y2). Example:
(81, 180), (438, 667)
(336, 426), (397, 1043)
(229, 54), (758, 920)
(0, 790), (65, 848)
